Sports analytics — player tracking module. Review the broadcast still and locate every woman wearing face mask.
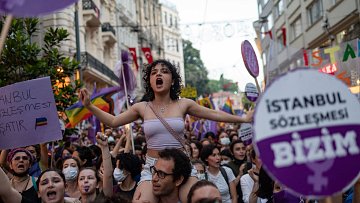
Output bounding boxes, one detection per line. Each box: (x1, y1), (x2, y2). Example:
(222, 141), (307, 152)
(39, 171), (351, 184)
(77, 133), (113, 203)
(200, 144), (237, 203)
(112, 128), (142, 201)
(61, 157), (81, 198)
(218, 132), (231, 151)
(191, 160), (206, 181)
(113, 153), (142, 201)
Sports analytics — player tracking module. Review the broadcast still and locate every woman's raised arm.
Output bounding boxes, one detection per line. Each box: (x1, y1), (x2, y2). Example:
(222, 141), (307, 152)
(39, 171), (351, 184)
(183, 98), (253, 123)
(79, 88), (141, 127)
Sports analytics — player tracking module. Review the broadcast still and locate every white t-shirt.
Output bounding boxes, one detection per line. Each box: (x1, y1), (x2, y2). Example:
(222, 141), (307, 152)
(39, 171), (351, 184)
(207, 166), (236, 203)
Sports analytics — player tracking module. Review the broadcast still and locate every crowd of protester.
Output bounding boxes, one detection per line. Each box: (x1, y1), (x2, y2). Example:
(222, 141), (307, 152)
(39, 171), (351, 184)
(0, 59), (359, 203)
(1, 120), (359, 203)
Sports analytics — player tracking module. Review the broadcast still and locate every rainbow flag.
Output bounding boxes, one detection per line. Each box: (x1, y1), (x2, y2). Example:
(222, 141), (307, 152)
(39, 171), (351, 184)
(222, 98), (235, 115)
(197, 97), (215, 110)
(65, 86), (121, 128)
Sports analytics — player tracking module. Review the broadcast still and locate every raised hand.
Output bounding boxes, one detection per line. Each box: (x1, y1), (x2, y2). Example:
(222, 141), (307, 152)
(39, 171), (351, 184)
(96, 132), (109, 148)
(244, 107), (254, 123)
(79, 88), (91, 107)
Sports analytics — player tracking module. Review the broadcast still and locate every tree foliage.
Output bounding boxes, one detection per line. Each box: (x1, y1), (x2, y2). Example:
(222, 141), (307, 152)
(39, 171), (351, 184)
(183, 39), (209, 96)
(0, 18), (81, 136)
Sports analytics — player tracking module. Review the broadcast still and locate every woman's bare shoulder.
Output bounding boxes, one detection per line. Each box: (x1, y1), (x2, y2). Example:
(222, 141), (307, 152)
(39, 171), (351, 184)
(178, 98), (196, 107)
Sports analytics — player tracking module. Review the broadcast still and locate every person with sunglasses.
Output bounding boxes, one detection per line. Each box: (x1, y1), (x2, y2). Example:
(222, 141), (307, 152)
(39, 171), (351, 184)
(147, 148), (192, 203)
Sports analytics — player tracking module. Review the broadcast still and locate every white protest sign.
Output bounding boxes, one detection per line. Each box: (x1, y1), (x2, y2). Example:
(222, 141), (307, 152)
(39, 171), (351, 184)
(0, 77), (62, 149)
(254, 69), (360, 198)
(239, 123), (253, 145)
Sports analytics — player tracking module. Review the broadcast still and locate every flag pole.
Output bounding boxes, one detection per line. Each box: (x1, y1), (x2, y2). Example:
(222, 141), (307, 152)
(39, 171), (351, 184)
(121, 62), (136, 154)
(0, 15), (13, 56)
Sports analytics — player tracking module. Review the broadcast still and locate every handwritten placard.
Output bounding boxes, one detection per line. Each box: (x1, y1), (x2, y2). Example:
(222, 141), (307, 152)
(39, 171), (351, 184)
(0, 77), (62, 149)
(253, 69), (360, 197)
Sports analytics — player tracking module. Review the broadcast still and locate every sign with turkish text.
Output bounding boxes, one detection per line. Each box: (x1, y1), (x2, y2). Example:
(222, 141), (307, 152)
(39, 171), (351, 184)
(245, 83), (259, 102)
(0, 77), (62, 149)
(239, 123), (253, 146)
(254, 69), (360, 197)
(241, 40), (259, 78)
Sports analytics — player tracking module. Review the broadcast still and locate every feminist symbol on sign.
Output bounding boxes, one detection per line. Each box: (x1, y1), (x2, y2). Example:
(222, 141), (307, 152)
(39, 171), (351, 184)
(305, 128), (335, 192)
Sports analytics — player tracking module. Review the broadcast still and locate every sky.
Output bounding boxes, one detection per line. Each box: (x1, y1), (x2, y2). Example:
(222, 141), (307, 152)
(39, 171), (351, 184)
(166, 0), (263, 92)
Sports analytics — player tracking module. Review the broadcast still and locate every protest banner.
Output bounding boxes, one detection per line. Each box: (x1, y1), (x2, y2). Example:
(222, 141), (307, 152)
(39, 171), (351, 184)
(0, 77), (62, 149)
(253, 69), (360, 198)
(245, 83), (259, 102)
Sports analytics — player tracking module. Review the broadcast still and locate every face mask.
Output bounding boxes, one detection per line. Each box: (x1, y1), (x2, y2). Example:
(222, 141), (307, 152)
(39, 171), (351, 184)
(220, 137), (231, 145)
(113, 168), (128, 182)
(62, 166), (78, 181)
(197, 173), (206, 180)
(273, 189), (304, 203)
(221, 160), (230, 165)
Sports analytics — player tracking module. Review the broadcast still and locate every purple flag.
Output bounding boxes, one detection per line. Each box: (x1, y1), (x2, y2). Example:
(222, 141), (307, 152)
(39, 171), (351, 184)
(0, 0), (78, 17)
(192, 120), (218, 140)
(87, 115), (100, 144)
(114, 50), (137, 93)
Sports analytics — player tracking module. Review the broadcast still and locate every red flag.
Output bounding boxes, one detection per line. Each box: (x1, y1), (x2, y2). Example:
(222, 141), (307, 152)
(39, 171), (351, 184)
(129, 48), (139, 71)
(141, 47), (153, 64)
(281, 27), (286, 46)
(262, 30), (272, 39)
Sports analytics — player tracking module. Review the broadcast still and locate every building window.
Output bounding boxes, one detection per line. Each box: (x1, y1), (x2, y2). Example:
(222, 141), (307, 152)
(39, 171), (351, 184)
(258, 2), (262, 14)
(169, 14), (173, 27)
(175, 17), (178, 28)
(307, 0), (323, 26)
(330, 0), (341, 6)
(267, 13), (273, 30)
(274, 0), (284, 19)
(143, 0), (149, 19)
(164, 11), (167, 25)
(277, 34), (284, 53)
(262, 52), (267, 66)
(176, 40), (179, 52)
(290, 16), (302, 40)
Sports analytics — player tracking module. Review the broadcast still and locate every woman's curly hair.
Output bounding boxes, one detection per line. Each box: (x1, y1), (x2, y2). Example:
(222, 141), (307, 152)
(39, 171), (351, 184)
(143, 59), (182, 101)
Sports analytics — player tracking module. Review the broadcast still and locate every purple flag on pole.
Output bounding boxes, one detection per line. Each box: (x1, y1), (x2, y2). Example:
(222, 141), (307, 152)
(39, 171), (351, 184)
(0, 0), (78, 17)
(113, 51), (137, 93)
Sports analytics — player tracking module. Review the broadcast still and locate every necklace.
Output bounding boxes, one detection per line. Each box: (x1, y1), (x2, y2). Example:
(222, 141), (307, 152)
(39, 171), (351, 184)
(11, 176), (30, 193)
(152, 102), (171, 114)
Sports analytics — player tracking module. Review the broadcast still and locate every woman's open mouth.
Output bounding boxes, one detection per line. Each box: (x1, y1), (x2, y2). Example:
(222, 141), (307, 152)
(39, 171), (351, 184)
(156, 78), (163, 86)
(47, 191), (57, 200)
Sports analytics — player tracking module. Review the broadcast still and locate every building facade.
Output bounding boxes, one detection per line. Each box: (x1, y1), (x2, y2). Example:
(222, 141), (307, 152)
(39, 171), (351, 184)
(160, 0), (185, 86)
(39, 0), (186, 98)
(254, 0), (360, 95)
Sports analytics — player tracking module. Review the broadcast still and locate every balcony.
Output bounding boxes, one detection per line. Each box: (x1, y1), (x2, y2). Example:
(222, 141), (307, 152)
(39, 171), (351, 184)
(82, 0), (101, 27)
(101, 22), (117, 44)
(80, 52), (118, 82)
